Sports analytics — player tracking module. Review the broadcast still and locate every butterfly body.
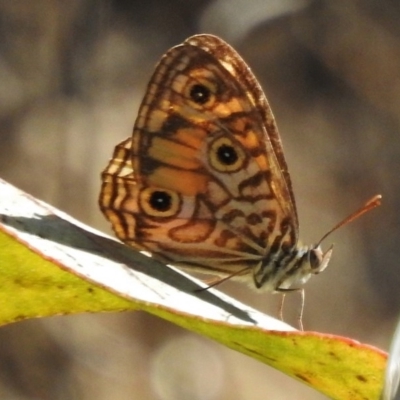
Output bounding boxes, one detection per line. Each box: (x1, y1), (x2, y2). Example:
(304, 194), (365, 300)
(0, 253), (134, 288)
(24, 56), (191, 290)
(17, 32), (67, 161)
(99, 34), (333, 293)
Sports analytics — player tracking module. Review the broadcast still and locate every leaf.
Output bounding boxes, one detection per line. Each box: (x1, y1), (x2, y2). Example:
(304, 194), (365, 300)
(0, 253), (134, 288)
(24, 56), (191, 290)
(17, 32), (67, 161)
(0, 178), (387, 400)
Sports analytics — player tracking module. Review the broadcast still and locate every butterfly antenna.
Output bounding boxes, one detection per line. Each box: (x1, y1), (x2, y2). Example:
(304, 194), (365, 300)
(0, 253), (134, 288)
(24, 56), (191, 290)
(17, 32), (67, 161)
(317, 194), (382, 247)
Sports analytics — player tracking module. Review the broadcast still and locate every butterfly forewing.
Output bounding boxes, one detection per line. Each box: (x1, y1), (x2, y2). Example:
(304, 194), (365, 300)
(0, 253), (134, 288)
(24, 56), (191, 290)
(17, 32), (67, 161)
(99, 34), (299, 278)
(186, 35), (298, 227)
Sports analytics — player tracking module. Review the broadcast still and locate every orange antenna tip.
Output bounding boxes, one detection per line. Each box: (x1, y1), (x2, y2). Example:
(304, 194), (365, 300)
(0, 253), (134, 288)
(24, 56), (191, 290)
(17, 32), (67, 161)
(317, 194), (382, 246)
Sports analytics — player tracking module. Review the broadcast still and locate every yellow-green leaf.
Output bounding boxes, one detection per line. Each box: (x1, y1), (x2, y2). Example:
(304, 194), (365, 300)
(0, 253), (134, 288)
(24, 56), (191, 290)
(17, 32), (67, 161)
(0, 178), (387, 400)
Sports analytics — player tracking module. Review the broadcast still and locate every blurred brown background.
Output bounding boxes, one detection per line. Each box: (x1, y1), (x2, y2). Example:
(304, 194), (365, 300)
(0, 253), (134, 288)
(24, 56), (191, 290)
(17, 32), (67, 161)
(0, 1), (398, 399)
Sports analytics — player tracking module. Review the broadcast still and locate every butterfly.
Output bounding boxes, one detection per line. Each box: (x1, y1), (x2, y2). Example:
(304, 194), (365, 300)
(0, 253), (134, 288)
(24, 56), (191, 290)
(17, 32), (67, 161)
(99, 34), (380, 321)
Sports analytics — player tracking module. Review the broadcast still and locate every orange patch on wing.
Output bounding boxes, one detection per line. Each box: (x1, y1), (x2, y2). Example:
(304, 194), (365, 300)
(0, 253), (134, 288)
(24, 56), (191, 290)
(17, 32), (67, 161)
(236, 129), (260, 151)
(173, 127), (207, 149)
(170, 220), (215, 243)
(148, 165), (208, 196)
(255, 154), (269, 170)
(213, 97), (246, 116)
(244, 130), (260, 149)
(149, 137), (202, 170)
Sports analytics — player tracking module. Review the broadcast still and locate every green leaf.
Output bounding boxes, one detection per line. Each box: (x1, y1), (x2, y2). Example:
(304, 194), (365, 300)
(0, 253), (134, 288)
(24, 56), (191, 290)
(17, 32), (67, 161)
(0, 178), (386, 400)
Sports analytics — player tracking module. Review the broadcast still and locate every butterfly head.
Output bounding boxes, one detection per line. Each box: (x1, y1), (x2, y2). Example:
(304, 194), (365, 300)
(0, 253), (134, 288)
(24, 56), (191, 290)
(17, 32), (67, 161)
(271, 194), (382, 292)
(306, 243), (334, 276)
(299, 194), (382, 281)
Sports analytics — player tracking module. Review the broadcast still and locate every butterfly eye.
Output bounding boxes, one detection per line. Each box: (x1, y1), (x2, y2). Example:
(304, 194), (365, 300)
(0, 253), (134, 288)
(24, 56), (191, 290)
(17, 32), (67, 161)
(139, 187), (181, 217)
(309, 248), (323, 270)
(209, 136), (246, 173)
(186, 80), (216, 107)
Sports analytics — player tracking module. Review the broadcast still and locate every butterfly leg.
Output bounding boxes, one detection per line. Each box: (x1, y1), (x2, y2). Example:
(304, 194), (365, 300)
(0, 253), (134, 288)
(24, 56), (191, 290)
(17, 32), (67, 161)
(297, 288), (305, 331)
(277, 287), (305, 331)
(278, 293), (286, 322)
(194, 276), (226, 292)
(195, 266), (252, 292)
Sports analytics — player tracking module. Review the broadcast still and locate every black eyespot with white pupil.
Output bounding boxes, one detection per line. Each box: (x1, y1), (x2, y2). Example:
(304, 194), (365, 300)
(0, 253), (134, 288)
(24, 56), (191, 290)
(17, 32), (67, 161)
(140, 187), (181, 217)
(217, 144), (239, 166)
(209, 136), (246, 173)
(149, 190), (172, 212)
(189, 84), (211, 104)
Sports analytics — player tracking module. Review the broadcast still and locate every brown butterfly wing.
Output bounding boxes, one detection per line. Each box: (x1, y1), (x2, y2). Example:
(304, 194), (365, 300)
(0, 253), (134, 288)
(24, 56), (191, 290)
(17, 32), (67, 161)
(186, 34), (298, 227)
(100, 34), (298, 276)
